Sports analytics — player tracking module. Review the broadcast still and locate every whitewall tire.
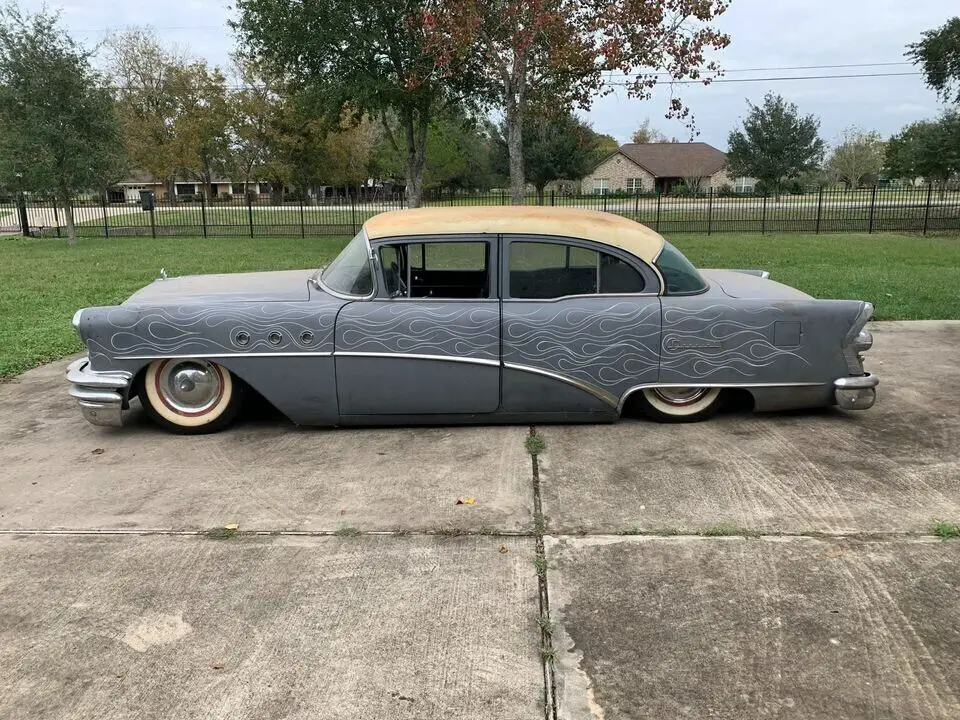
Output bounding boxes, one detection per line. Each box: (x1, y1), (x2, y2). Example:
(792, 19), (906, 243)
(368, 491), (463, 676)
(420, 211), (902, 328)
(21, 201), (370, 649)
(141, 359), (241, 433)
(639, 387), (723, 423)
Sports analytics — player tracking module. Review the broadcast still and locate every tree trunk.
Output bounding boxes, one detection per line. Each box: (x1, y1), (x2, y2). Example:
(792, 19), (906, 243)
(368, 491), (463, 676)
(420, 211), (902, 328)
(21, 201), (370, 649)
(403, 107), (429, 208)
(506, 100), (524, 205)
(536, 184), (545, 206)
(60, 187), (76, 247)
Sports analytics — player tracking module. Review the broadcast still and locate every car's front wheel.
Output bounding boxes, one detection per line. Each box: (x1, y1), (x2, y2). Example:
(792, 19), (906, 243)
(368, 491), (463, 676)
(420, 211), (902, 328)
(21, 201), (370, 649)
(638, 387), (723, 423)
(140, 358), (242, 434)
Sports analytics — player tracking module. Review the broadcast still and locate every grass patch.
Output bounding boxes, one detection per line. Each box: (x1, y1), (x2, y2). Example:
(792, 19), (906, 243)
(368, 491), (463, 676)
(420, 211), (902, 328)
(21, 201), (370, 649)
(204, 526), (238, 539)
(525, 434), (547, 457)
(1, 231), (959, 379)
(932, 520), (960, 538)
(333, 526), (361, 537)
(538, 614), (555, 635)
(699, 523), (761, 537)
(533, 555), (549, 575)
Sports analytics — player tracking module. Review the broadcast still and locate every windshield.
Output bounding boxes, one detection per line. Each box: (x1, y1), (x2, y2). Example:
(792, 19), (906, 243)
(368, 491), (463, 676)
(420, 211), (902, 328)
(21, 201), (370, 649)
(320, 231), (374, 297)
(655, 241), (708, 295)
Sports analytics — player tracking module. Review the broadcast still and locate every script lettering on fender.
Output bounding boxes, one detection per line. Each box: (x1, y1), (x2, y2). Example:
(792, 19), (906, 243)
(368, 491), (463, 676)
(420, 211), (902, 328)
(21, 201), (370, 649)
(664, 337), (723, 351)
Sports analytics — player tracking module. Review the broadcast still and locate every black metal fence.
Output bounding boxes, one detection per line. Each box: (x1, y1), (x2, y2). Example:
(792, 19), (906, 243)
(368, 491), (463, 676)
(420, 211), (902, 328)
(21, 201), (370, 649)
(2, 184), (958, 239)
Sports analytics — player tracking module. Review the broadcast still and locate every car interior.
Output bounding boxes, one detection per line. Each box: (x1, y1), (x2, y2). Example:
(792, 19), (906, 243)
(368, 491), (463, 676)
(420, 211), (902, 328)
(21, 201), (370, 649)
(377, 239), (646, 300)
(380, 242), (490, 299)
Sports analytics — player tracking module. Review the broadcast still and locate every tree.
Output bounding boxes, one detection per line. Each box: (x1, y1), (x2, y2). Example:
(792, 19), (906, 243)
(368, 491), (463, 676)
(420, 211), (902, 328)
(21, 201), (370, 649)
(227, 60), (278, 192)
(827, 127), (885, 189)
(907, 17), (960, 104)
(0, 4), (125, 245)
(232, 1), (488, 208)
(631, 118), (678, 144)
(590, 133), (620, 167)
(107, 28), (185, 198)
(429, 1), (730, 204)
(169, 61), (231, 199)
(885, 111), (960, 197)
(726, 93), (825, 198)
(492, 112), (598, 203)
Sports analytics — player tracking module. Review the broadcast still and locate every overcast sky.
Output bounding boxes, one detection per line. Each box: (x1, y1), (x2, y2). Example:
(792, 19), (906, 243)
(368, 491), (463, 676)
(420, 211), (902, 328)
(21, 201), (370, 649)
(32, 0), (956, 150)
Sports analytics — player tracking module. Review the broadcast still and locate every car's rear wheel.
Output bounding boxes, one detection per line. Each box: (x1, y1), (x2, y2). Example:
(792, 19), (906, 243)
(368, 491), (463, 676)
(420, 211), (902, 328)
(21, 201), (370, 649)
(140, 358), (241, 434)
(638, 386), (723, 423)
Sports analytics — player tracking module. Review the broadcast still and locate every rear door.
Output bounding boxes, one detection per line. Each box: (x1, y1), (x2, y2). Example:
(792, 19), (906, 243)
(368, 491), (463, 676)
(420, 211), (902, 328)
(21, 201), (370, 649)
(334, 235), (501, 416)
(500, 235), (661, 413)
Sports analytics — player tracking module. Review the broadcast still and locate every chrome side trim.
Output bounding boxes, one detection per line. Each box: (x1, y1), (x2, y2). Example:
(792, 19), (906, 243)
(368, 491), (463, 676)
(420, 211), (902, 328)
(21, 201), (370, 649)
(616, 381), (828, 414)
(335, 351), (500, 367)
(502, 292), (659, 303)
(503, 362), (620, 408)
(114, 351), (334, 360)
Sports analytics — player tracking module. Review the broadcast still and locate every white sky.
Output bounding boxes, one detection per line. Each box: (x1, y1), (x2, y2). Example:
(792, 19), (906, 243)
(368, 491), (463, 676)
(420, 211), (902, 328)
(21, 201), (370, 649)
(30, 0), (956, 150)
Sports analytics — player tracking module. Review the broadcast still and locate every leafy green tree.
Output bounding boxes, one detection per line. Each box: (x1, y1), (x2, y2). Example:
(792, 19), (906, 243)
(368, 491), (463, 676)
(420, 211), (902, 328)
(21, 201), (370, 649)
(885, 111), (960, 197)
(727, 93), (826, 198)
(491, 113), (600, 203)
(827, 127), (885, 189)
(107, 28), (184, 199)
(232, 1), (488, 208)
(169, 61), (232, 200)
(0, 4), (126, 244)
(907, 17), (960, 104)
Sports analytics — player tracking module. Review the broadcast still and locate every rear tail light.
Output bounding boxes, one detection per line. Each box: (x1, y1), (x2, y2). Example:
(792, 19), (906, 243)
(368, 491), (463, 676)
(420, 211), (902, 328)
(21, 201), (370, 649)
(843, 303), (873, 374)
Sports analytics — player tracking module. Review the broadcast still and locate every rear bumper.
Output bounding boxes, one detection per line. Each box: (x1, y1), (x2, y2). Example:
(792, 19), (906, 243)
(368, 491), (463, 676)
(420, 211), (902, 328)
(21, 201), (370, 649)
(66, 357), (133, 427)
(834, 373), (879, 410)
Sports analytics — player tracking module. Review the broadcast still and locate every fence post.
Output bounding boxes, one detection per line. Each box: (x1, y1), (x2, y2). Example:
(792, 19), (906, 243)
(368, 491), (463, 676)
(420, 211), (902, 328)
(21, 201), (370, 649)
(17, 192), (29, 236)
(707, 186), (713, 235)
(149, 203), (156, 239)
(655, 191), (662, 232)
(922, 182), (933, 235)
(200, 192), (208, 238)
(53, 202), (61, 238)
(868, 185), (877, 233)
(634, 190), (639, 219)
(101, 193), (109, 237)
(761, 194), (767, 235)
(300, 196), (305, 238)
(602, 194), (607, 213)
(247, 191), (254, 238)
(550, 190), (555, 207)
(815, 185), (823, 234)
(351, 193), (358, 236)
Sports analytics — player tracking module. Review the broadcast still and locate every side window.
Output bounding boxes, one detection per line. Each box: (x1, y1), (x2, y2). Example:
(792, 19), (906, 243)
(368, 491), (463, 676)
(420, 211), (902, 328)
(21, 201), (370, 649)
(378, 240), (490, 299)
(509, 241), (645, 299)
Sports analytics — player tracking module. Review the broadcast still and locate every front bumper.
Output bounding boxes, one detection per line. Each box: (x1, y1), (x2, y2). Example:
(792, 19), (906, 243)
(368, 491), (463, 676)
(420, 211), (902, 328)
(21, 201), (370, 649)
(834, 373), (879, 410)
(66, 357), (133, 427)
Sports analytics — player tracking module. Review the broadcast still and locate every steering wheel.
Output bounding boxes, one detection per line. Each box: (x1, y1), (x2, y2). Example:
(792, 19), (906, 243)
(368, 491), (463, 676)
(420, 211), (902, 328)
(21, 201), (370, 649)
(389, 261), (408, 298)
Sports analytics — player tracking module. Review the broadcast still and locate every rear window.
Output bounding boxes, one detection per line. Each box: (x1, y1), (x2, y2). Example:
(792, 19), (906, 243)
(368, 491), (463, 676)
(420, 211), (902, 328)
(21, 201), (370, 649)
(655, 242), (708, 295)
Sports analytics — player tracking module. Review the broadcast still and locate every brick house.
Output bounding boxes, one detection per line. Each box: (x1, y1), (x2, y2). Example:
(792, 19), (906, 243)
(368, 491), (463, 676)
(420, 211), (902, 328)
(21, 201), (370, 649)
(581, 142), (751, 194)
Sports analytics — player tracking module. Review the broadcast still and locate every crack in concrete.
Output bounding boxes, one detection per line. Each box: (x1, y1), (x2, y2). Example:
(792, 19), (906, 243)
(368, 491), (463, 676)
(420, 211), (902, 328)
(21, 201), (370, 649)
(529, 425), (559, 720)
(0, 528), (950, 540)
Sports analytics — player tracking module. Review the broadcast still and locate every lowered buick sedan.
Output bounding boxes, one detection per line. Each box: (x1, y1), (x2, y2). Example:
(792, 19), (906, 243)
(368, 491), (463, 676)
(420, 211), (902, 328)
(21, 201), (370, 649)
(67, 207), (878, 433)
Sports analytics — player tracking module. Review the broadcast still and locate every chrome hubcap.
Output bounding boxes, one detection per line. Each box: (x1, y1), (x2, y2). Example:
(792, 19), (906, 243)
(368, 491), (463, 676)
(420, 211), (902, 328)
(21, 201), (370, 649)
(652, 387), (709, 406)
(158, 360), (222, 414)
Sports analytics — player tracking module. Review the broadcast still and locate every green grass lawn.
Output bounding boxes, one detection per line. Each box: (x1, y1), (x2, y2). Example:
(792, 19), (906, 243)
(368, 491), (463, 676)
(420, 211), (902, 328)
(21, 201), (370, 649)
(1, 231), (958, 378)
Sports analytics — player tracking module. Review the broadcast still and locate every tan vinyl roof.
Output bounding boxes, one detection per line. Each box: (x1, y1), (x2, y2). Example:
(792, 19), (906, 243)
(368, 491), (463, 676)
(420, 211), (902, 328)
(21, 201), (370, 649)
(363, 206), (665, 263)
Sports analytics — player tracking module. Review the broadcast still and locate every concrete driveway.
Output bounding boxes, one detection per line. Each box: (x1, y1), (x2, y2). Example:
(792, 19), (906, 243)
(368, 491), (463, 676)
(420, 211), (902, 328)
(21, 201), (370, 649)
(0, 321), (958, 719)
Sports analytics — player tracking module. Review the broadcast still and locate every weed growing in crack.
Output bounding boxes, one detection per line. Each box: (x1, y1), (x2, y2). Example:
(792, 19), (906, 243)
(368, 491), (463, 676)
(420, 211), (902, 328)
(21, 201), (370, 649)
(525, 434), (546, 457)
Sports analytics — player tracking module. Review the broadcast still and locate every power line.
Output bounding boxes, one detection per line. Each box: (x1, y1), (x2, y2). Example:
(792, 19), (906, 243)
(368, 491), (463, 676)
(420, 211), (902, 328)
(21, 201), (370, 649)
(607, 71), (922, 86)
(603, 61), (913, 78)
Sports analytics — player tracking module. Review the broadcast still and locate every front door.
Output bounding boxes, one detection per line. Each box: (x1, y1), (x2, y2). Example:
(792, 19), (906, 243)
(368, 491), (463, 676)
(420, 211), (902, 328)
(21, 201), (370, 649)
(334, 235), (500, 416)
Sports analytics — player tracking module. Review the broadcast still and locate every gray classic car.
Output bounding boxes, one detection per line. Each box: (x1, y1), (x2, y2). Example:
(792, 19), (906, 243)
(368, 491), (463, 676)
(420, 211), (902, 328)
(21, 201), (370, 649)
(66, 207), (878, 433)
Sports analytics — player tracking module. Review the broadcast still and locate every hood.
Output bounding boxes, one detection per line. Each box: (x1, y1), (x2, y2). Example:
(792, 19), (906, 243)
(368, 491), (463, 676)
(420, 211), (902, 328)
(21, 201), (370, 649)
(701, 269), (811, 300)
(124, 269), (315, 305)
